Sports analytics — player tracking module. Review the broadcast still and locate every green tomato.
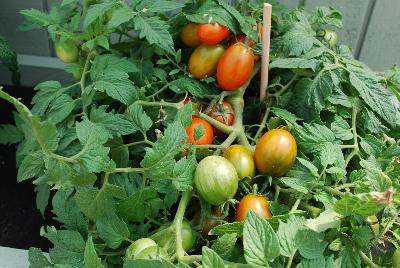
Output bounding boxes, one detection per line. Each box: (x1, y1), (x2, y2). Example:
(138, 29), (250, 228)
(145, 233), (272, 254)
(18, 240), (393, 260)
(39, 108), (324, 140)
(195, 155), (238, 206)
(153, 220), (196, 252)
(55, 40), (79, 63)
(134, 246), (168, 260)
(323, 29), (338, 48)
(125, 238), (157, 260)
(393, 248), (400, 268)
(223, 144), (255, 181)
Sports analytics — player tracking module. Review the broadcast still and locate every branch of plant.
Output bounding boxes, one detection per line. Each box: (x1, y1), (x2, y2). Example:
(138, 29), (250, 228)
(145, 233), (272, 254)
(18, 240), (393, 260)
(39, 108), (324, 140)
(198, 112), (234, 134)
(269, 74), (299, 98)
(80, 51), (95, 115)
(373, 213), (399, 245)
(358, 249), (380, 268)
(173, 191), (193, 261)
(285, 251), (296, 268)
(135, 99), (184, 109)
(344, 98), (361, 168)
(165, 54), (189, 75)
(252, 106), (271, 145)
(213, 132), (238, 156)
(289, 193), (304, 214)
(147, 82), (172, 99)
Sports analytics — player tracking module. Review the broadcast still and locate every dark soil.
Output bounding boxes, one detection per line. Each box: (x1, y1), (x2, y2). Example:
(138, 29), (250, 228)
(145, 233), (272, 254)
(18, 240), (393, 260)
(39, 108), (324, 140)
(0, 85), (55, 251)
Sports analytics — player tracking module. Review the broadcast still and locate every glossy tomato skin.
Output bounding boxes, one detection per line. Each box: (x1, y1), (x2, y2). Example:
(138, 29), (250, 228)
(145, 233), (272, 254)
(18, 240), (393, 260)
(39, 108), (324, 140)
(55, 40), (79, 63)
(217, 43), (254, 91)
(197, 23), (232, 44)
(195, 156), (238, 206)
(223, 145), (255, 180)
(254, 129), (297, 177)
(186, 116), (214, 145)
(228, 34), (256, 47)
(189, 44), (225, 79)
(235, 194), (272, 222)
(154, 219), (196, 252)
(181, 23), (201, 48)
(209, 101), (234, 137)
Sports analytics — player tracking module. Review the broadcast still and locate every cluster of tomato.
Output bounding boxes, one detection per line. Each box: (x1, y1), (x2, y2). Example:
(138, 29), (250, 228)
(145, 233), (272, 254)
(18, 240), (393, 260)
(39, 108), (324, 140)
(181, 22), (298, 235)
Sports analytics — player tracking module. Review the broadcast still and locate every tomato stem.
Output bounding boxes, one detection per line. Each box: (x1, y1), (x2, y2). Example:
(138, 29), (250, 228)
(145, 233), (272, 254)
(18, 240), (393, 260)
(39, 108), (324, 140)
(173, 191), (193, 260)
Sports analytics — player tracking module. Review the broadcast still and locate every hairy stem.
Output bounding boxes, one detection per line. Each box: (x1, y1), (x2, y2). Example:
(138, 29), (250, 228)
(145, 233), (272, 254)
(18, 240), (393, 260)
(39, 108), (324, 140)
(358, 249), (380, 268)
(173, 191), (192, 260)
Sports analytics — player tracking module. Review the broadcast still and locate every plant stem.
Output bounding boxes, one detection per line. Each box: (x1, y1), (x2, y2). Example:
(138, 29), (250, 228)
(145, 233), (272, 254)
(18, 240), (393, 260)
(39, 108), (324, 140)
(179, 255), (202, 264)
(358, 249), (380, 268)
(345, 98), (361, 168)
(269, 74), (299, 98)
(198, 112), (234, 134)
(322, 185), (346, 198)
(173, 191), (192, 260)
(286, 251), (296, 268)
(80, 51), (95, 115)
(123, 139), (154, 148)
(335, 183), (356, 190)
(166, 54), (189, 75)
(111, 167), (146, 173)
(135, 100), (183, 109)
(252, 106), (271, 145)
(148, 82), (172, 98)
(289, 193), (304, 213)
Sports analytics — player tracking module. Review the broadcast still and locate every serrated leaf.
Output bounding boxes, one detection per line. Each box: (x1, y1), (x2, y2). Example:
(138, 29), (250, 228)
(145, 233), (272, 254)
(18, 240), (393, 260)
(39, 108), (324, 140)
(28, 247), (52, 268)
(177, 104), (193, 128)
(107, 6), (135, 29)
(296, 229), (327, 259)
(0, 124), (24, 144)
(124, 259), (176, 268)
(309, 7), (343, 28)
(84, 236), (104, 268)
(202, 247), (225, 268)
(117, 187), (157, 222)
(172, 156), (196, 191)
(126, 104), (153, 134)
(41, 226), (85, 267)
(141, 121), (186, 179)
(17, 150), (45, 182)
(277, 215), (305, 257)
(90, 106), (135, 137)
(331, 115), (353, 141)
(243, 211), (280, 266)
(96, 212), (130, 249)
(270, 58), (319, 71)
(169, 78), (219, 97)
(134, 0), (185, 13)
(352, 226), (372, 250)
(194, 124), (205, 142)
(211, 233), (237, 260)
(297, 256), (326, 268)
(305, 209), (341, 233)
(35, 184), (50, 216)
(339, 246), (361, 268)
(84, 1), (115, 27)
(47, 94), (76, 124)
(210, 222), (243, 236)
(133, 16), (175, 54)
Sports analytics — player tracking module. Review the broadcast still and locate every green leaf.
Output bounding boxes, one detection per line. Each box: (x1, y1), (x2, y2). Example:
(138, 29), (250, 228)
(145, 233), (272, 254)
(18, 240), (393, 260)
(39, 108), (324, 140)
(169, 78), (219, 97)
(211, 233), (237, 261)
(194, 124), (205, 142)
(17, 150), (45, 182)
(0, 124), (23, 144)
(35, 184), (50, 216)
(243, 211), (280, 266)
(19, 8), (54, 30)
(309, 7), (343, 28)
(305, 209), (341, 233)
(297, 256), (326, 268)
(28, 247), (52, 268)
(177, 104), (193, 128)
(90, 106), (135, 137)
(41, 226), (85, 267)
(124, 259), (176, 268)
(277, 215), (305, 257)
(76, 119), (110, 172)
(141, 121), (186, 179)
(334, 196), (383, 217)
(84, 236), (104, 268)
(352, 226), (373, 251)
(84, 0), (115, 27)
(270, 58), (319, 71)
(61, 0), (78, 7)
(171, 156), (196, 191)
(296, 229), (328, 259)
(134, 0), (185, 13)
(107, 6), (135, 29)
(52, 190), (88, 236)
(202, 247), (225, 268)
(109, 137), (129, 167)
(348, 64), (399, 128)
(117, 187), (158, 222)
(133, 16), (175, 54)
(339, 245), (361, 268)
(291, 70), (339, 121)
(75, 184), (124, 220)
(126, 104), (153, 134)
(331, 115), (353, 141)
(47, 94), (76, 124)
(210, 222), (243, 236)
(96, 213), (130, 249)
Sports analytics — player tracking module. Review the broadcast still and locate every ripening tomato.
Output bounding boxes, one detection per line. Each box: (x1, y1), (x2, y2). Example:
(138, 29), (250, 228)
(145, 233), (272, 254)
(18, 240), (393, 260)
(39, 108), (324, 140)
(181, 23), (201, 48)
(188, 44), (225, 79)
(235, 194), (272, 222)
(223, 145), (255, 180)
(208, 101), (234, 137)
(217, 43), (254, 91)
(195, 156), (238, 206)
(154, 220), (196, 252)
(186, 116), (214, 145)
(197, 23), (232, 44)
(323, 29), (338, 48)
(54, 40), (79, 63)
(254, 129), (297, 177)
(228, 34), (256, 47)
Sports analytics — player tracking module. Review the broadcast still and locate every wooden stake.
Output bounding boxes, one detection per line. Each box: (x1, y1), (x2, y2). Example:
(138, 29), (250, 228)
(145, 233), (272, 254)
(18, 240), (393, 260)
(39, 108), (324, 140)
(260, 3), (272, 102)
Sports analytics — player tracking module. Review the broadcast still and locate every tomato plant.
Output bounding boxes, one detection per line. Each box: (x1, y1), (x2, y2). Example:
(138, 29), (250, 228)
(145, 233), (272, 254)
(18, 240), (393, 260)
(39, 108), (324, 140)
(197, 23), (232, 44)
(54, 39), (79, 63)
(217, 43), (255, 90)
(1, 1), (400, 268)
(254, 129), (297, 177)
(181, 23), (201, 48)
(195, 156), (238, 206)
(186, 116), (214, 145)
(188, 44), (225, 79)
(235, 194), (272, 222)
(223, 144), (255, 180)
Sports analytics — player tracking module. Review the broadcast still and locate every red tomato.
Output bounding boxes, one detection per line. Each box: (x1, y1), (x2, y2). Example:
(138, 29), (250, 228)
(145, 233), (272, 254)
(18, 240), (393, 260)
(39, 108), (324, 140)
(197, 23), (232, 45)
(235, 194), (272, 222)
(181, 23), (201, 48)
(208, 101), (234, 137)
(217, 43), (254, 91)
(186, 117), (214, 145)
(228, 34), (260, 62)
